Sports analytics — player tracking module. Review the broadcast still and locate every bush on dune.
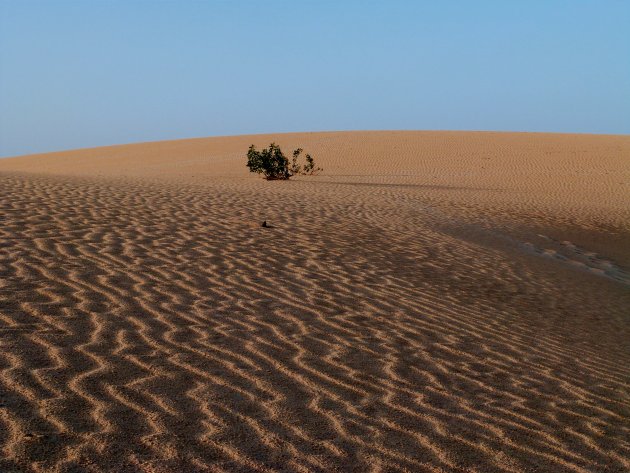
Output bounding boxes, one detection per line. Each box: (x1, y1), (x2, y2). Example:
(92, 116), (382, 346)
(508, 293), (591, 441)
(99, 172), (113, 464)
(246, 143), (322, 180)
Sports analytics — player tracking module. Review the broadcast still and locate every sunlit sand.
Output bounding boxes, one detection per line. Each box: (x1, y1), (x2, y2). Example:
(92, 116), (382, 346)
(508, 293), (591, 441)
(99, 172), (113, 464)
(1, 131), (628, 471)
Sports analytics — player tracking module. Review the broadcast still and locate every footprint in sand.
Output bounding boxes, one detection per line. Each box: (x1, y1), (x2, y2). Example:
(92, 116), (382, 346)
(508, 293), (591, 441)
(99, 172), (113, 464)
(522, 235), (630, 286)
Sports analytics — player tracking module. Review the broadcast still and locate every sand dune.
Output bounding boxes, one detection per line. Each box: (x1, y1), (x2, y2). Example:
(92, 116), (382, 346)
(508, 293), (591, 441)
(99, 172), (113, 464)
(0, 131), (629, 472)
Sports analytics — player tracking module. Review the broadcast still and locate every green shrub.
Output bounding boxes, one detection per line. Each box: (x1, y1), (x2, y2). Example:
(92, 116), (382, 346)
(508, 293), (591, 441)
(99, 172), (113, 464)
(246, 143), (321, 180)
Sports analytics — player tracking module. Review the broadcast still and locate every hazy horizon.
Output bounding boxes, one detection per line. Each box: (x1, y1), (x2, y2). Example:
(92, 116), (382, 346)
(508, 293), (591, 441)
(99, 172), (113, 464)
(1, 0), (629, 158)
(2, 128), (629, 160)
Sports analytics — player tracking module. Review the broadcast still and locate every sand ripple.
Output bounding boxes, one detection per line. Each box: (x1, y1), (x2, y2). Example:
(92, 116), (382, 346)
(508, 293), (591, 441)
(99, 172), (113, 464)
(0, 131), (629, 472)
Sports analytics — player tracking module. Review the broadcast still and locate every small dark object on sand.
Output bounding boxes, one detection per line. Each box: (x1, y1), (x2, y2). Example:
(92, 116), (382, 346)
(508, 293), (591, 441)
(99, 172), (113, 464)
(262, 220), (269, 228)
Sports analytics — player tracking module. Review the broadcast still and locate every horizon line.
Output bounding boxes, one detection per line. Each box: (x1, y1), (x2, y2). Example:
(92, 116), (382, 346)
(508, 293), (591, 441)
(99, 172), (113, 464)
(2, 128), (628, 160)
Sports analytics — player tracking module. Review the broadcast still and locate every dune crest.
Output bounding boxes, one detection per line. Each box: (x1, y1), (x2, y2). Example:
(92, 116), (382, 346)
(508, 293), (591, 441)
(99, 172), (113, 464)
(1, 131), (629, 472)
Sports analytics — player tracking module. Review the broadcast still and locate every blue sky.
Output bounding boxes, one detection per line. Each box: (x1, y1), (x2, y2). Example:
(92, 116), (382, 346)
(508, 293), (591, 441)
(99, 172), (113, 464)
(1, 0), (628, 157)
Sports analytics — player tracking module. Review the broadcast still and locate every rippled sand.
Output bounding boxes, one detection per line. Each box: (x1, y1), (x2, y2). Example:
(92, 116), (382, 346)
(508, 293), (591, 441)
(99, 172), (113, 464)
(0, 131), (629, 472)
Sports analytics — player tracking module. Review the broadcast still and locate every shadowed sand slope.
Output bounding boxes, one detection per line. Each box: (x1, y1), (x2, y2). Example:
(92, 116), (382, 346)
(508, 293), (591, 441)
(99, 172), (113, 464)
(0, 131), (629, 472)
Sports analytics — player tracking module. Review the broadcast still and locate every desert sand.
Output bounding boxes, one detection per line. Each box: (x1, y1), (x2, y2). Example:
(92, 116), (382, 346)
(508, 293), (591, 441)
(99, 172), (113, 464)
(0, 131), (629, 472)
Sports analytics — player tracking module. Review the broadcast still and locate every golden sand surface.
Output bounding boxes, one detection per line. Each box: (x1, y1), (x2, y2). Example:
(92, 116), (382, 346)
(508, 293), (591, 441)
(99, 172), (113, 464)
(0, 131), (629, 472)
